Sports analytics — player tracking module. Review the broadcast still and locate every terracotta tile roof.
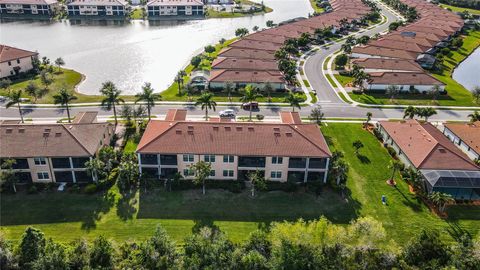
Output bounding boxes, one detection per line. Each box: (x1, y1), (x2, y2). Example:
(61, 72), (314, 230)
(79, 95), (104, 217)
(208, 69), (284, 83)
(398, 25), (450, 39)
(229, 39), (282, 52)
(0, 120), (113, 158)
(351, 58), (423, 72)
(444, 121), (480, 155)
(368, 38), (430, 53)
(165, 109), (187, 121)
(395, 31), (442, 43)
(211, 57), (278, 71)
(379, 120), (479, 170)
(72, 111), (98, 124)
(260, 27), (303, 39)
(217, 47), (275, 60)
(280, 111), (302, 124)
(368, 72), (444, 86)
(381, 34), (437, 48)
(352, 45), (418, 60)
(137, 110), (331, 158)
(243, 32), (287, 44)
(0, 45), (38, 63)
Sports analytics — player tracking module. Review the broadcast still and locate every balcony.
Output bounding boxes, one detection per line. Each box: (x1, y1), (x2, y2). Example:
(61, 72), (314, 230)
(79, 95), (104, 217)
(140, 154), (158, 165)
(288, 158), (306, 169)
(308, 158), (327, 169)
(238, 156), (266, 168)
(160, 155), (178, 166)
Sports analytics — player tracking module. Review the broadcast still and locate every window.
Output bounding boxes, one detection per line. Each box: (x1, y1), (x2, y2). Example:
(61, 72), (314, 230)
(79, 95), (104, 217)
(223, 155), (234, 163)
(183, 169), (194, 176)
(204, 155), (216, 163)
(16, 59), (20, 64)
(210, 170), (215, 177)
(183, 154), (194, 163)
(34, 157), (47, 165)
(140, 154), (158, 165)
(8, 61), (11, 66)
(37, 172), (49, 180)
(223, 170), (234, 177)
(272, 156), (283, 164)
(270, 171), (282, 179)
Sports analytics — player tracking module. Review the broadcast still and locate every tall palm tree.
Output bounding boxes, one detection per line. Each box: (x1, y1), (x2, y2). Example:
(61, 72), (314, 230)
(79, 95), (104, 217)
(403, 106), (417, 119)
(190, 160), (211, 195)
(364, 112), (372, 128)
(100, 81), (124, 125)
(135, 82), (161, 121)
(468, 110), (480, 122)
(428, 191), (454, 213)
(388, 160), (403, 182)
(240, 85), (262, 121)
(386, 85), (399, 102)
(53, 88), (77, 123)
(430, 85), (441, 104)
(195, 92), (217, 120)
(420, 107), (437, 121)
(6, 89), (24, 123)
(176, 70), (186, 95)
(225, 81), (234, 103)
(284, 92), (305, 112)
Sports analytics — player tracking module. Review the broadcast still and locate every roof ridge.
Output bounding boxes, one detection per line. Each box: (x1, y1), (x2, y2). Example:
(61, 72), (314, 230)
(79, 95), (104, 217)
(137, 121), (178, 152)
(286, 125), (331, 157)
(61, 124), (97, 156)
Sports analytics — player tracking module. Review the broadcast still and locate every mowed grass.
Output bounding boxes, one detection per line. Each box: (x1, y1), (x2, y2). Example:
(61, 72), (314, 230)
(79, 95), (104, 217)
(321, 123), (480, 243)
(439, 3), (480, 15)
(334, 74), (354, 87)
(2, 123), (479, 245)
(349, 31), (480, 106)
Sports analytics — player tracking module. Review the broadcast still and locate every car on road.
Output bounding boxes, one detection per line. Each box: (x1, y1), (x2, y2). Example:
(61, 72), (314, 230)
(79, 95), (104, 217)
(242, 102), (259, 110)
(219, 109), (236, 118)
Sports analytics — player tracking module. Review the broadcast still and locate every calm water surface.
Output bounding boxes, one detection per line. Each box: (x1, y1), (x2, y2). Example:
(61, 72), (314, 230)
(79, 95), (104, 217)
(452, 47), (480, 91)
(0, 0), (312, 94)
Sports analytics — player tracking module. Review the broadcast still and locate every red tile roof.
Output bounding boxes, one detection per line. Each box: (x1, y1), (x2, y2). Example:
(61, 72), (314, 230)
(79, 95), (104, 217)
(368, 72), (444, 86)
(211, 57), (278, 71)
(379, 120), (479, 170)
(351, 58), (423, 72)
(208, 69), (284, 83)
(444, 121), (480, 155)
(352, 45), (418, 60)
(229, 39), (282, 52)
(0, 45), (38, 63)
(217, 47), (275, 60)
(137, 110), (331, 158)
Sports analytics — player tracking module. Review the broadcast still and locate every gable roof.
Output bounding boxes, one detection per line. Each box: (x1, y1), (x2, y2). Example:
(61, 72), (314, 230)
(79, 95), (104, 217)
(379, 120), (479, 171)
(368, 72), (444, 86)
(0, 45), (38, 63)
(352, 45), (418, 60)
(217, 47), (275, 60)
(351, 58), (423, 72)
(444, 121), (480, 155)
(208, 69), (284, 83)
(0, 0), (57, 5)
(137, 110), (331, 158)
(211, 57), (278, 71)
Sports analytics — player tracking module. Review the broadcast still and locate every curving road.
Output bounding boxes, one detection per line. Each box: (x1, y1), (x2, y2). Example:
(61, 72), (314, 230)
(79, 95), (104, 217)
(0, 2), (476, 122)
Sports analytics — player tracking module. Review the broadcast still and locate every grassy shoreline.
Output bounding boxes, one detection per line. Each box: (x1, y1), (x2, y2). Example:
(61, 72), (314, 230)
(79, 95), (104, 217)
(206, 0), (273, 18)
(439, 3), (480, 15)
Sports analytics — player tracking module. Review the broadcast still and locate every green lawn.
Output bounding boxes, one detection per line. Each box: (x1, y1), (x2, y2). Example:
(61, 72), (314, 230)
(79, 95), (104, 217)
(334, 74), (354, 87)
(439, 3), (480, 15)
(2, 124), (478, 245)
(349, 31), (480, 106)
(129, 8), (145, 20)
(321, 123), (479, 243)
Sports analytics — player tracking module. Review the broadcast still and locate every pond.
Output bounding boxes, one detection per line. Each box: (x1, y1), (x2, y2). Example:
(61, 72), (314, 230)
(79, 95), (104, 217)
(0, 0), (312, 95)
(452, 46), (480, 91)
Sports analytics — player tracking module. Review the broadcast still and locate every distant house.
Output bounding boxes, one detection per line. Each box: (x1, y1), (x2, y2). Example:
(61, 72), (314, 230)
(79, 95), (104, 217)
(0, 112), (114, 184)
(363, 72), (445, 93)
(0, 44), (38, 78)
(443, 121), (480, 161)
(136, 109), (331, 182)
(0, 0), (58, 17)
(351, 58), (423, 73)
(146, 0), (204, 18)
(416, 54), (436, 69)
(203, 0), (233, 4)
(378, 120), (480, 200)
(208, 69), (285, 91)
(67, 0), (128, 17)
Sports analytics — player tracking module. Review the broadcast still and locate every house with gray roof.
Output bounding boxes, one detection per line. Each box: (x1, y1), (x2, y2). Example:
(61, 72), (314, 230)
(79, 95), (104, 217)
(0, 0), (58, 17)
(0, 112), (114, 184)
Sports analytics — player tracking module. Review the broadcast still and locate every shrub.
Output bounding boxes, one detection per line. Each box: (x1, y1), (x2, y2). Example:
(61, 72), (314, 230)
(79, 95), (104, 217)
(386, 146), (397, 158)
(171, 179), (245, 192)
(256, 114), (265, 121)
(373, 128), (383, 141)
(334, 54), (348, 67)
(27, 185), (38, 194)
(84, 184), (98, 194)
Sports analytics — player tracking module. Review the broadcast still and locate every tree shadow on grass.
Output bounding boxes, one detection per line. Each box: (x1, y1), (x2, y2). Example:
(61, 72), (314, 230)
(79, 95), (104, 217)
(356, 154), (371, 164)
(394, 186), (422, 212)
(80, 190), (115, 231)
(116, 187), (138, 221)
(445, 220), (471, 242)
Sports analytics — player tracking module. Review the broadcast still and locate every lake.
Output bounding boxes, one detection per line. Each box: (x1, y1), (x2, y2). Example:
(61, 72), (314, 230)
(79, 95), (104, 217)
(452, 46), (480, 91)
(0, 0), (312, 95)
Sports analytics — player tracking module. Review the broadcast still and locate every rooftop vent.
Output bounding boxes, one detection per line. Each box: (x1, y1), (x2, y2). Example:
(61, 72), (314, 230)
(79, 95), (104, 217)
(187, 125), (194, 130)
(43, 132), (49, 137)
(187, 130), (194, 135)
(248, 126), (254, 131)
(225, 126), (231, 131)
(236, 126), (242, 131)
(439, 148), (446, 153)
(44, 128), (51, 132)
(274, 132), (280, 136)
(55, 132), (61, 137)
(286, 132), (293, 137)
(273, 127), (280, 132)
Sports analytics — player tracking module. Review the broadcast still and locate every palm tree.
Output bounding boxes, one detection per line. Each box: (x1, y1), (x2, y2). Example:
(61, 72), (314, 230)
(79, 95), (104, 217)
(262, 82), (273, 102)
(195, 92), (217, 120)
(85, 158), (105, 182)
(364, 112), (372, 129)
(468, 110), (480, 122)
(428, 191), (454, 213)
(53, 88), (77, 123)
(240, 85), (262, 121)
(386, 85), (400, 102)
(309, 105), (324, 125)
(284, 92), (305, 112)
(135, 82), (161, 121)
(190, 160), (212, 195)
(100, 81), (124, 125)
(176, 70), (186, 95)
(225, 81), (234, 103)
(6, 89), (24, 123)
(352, 140), (364, 155)
(403, 106), (417, 119)
(332, 159), (349, 186)
(248, 170), (265, 197)
(388, 160), (403, 182)
(24, 81), (41, 103)
(420, 107), (437, 121)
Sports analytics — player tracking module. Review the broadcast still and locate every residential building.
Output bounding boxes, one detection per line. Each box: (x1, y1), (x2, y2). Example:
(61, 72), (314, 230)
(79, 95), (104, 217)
(363, 72), (445, 92)
(0, 44), (38, 78)
(147, 0), (204, 17)
(351, 45), (418, 60)
(208, 69), (285, 90)
(67, 0), (128, 17)
(378, 120), (480, 200)
(211, 57), (279, 71)
(0, 112), (114, 184)
(351, 58), (423, 73)
(136, 110), (331, 183)
(443, 121), (480, 161)
(416, 54), (437, 69)
(0, 0), (58, 16)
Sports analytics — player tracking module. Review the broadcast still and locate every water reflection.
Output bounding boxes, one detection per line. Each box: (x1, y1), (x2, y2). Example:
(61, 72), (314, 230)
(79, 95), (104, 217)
(0, 0), (312, 95)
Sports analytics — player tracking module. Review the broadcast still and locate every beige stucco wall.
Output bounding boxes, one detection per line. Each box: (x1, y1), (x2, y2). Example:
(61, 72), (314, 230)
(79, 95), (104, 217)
(0, 56), (34, 78)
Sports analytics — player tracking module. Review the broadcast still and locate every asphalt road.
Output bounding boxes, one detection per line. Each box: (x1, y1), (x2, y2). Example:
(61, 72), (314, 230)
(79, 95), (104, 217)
(0, 3), (477, 122)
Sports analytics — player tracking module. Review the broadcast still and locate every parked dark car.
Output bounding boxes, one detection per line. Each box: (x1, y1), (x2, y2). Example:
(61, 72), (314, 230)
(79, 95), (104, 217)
(242, 102), (259, 110)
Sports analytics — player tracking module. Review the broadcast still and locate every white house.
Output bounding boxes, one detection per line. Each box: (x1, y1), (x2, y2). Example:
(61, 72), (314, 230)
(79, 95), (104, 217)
(363, 72), (445, 93)
(442, 121), (480, 161)
(0, 0), (58, 16)
(67, 0), (128, 16)
(147, 0), (204, 17)
(0, 45), (38, 78)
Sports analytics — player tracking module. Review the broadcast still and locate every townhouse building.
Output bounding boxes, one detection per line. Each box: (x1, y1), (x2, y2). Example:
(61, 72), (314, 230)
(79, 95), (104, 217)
(136, 110), (331, 183)
(443, 121), (480, 161)
(0, 112), (114, 184)
(67, 0), (128, 17)
(146, 0), (204, 17)
(0, 0), (58, 17)
(0, 44), (38, 78)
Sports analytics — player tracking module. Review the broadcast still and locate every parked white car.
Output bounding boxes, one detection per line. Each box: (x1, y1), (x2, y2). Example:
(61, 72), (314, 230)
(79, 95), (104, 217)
(219, 109), (236, 118)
